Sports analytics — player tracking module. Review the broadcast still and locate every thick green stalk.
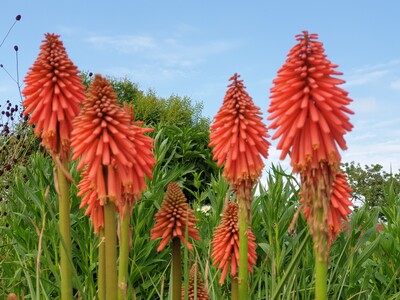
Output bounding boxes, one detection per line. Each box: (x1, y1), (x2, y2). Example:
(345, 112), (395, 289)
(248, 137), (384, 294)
(314, 207), (328, 300)
(238, 197), (248, 298)
(231, 277), (239, 300)
(98, 228), (105, 300)
(315, 256), (328, 300)
(118, 215), (130, 300)
(104, 201), (118, 300)
(172, 237), (182, 300)
(57, 161), (73, 300)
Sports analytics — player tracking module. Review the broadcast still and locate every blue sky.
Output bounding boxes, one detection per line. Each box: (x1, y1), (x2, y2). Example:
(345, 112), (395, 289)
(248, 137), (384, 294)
(1, 1), (400, 173)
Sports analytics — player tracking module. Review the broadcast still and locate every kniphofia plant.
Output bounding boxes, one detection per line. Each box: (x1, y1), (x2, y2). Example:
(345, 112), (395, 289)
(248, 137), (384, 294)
(211, 201), (256, 298)
(151, 182), (200, 300)
(22, 33), (86, 300)
(209, 73), (269, 298)
(71, 74), (155, 300)
(268, 31), (354, 299)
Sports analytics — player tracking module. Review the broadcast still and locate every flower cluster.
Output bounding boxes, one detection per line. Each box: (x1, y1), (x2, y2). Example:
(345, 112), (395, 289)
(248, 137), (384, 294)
(22, 33), (86, 160)
(211, 201), (257, 284)
(181, 264), (209, 300)
(268, 31), (353, 175)
(151, 182), (200, 252)
(268, 31), (354, 259)
(71, 74), (155, 229)
(209, 73), (270, 186)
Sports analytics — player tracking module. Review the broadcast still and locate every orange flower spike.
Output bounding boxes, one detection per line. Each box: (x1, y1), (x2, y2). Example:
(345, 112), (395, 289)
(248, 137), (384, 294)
(211, 201), (257, 285)
(22, 33), (86, 160)
(268, 31), (354, 173)
(151, 182), (200, 252)
(209, 73), (270, 185)
(71, 75), (155, 208)
(181, 264), (210, 300)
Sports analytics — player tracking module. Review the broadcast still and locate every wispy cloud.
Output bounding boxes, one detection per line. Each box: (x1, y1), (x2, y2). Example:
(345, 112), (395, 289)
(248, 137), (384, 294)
(344, 59), (400, 87)
(345, 70), (388, 86)
(343, 117), (400, 171)
(86, 33), (238, 69)
(102, 65), (187, 83)
(347, 59), (400, 74)
(343, 140), (400, 171)
(87, 35), (156, 53)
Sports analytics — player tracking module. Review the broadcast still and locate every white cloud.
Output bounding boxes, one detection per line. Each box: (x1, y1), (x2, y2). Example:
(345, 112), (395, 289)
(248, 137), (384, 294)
(86, 35), (156, 53)
(86, 33), (238, 69)
(342, 141), (400, 172)
(345, 70), (388, 86)
(343, 117), (400, 172)
(344, 59), (400, 87)
(101, 65), (188, 84)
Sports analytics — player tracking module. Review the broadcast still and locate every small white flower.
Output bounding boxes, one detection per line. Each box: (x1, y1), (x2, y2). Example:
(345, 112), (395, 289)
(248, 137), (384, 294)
(200, 205), (211, 214)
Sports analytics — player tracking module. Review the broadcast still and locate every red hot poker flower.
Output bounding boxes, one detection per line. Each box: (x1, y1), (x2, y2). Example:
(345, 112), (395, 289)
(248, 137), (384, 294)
(71, 74), (154, 207)
(302, 172), (353, 245)
(268, 31), (354, 174)
(181, 264), (210, 300)
(211, 201), (257, 285)
(23, 33), (86, 160)
(151, 182), (200, 252)
(209, 73), (270, 185)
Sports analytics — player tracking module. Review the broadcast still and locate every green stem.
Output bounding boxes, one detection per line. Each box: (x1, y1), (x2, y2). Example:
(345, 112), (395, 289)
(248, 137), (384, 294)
(314, 204), (328, 300)
(118, 215), (130, 300)
(104, 201), (118, 300)
(238, 197), (248, 298)
(57, 161), (73, 300)
(98, 228), (105, 300)
(231, 277), (239, 300)
(315, 256), (328, 300)
(172, 237), (182, 300)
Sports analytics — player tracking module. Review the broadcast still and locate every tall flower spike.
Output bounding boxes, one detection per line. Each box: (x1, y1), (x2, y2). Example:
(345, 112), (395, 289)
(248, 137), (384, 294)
(211, 201), (257, 285)
(302, 172), (353, 245)
(71, 74), (154, 206)
(209, 73), (270, 186)
(151, 182), (201, 252)
(181, 264), (210, 300)
(23, 33), (86, 160)
(268, 31), (354, 175)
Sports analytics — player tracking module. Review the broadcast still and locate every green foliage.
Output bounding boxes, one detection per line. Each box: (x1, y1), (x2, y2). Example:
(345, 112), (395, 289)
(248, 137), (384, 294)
(1, 153), (400, 299)
(2, 73), (400, 299)
(151, 124), (219, 202)
(81, 72), (210, 130)
(343, 161), (400, 208)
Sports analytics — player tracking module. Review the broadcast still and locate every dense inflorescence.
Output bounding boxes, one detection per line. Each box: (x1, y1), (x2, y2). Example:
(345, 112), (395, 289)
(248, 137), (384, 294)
(151, 182), (200, 252)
